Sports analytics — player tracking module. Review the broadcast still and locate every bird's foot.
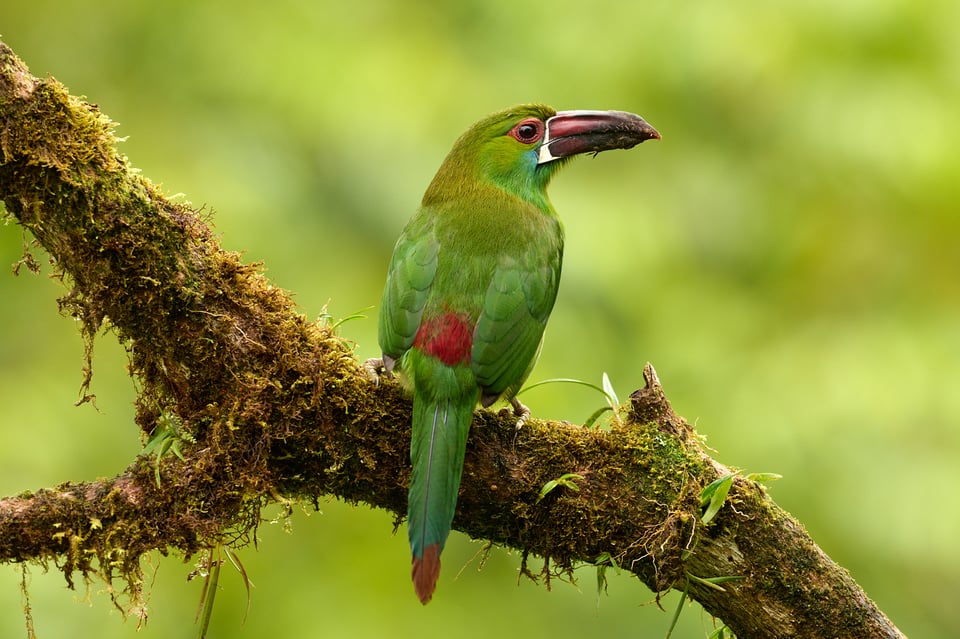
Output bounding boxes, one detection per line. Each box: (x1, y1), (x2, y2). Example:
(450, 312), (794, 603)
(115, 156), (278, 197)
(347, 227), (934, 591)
(510, 397), (531, 430)
(363, 357), (389, 386)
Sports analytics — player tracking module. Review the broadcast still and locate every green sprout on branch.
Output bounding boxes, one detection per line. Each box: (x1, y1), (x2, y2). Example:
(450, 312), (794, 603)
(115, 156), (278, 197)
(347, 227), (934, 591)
(520, 371), (623, 428)
(142, 411), (196, 487)
(536, 473), (584, 503)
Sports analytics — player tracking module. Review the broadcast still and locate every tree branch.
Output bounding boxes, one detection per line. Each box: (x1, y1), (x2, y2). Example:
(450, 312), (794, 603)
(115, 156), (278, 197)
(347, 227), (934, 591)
(0, 40), (904, 638)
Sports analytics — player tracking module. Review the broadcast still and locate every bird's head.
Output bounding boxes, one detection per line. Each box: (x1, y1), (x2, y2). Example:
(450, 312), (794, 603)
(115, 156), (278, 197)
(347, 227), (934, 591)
(424, 104), (660, 208)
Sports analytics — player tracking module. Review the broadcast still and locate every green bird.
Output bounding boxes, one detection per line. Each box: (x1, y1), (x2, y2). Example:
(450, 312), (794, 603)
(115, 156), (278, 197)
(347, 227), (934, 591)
(368, 104), (659, 604)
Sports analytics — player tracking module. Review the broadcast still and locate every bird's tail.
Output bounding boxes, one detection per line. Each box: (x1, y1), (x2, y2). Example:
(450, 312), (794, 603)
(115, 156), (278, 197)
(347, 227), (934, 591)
(408, 386), (476, 604)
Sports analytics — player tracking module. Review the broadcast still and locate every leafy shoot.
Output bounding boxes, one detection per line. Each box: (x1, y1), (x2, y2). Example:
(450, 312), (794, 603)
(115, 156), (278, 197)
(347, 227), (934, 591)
(536, 473), (584, 503)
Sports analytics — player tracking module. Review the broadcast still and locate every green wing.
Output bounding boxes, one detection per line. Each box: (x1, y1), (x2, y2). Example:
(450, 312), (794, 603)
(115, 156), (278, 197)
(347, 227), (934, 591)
(471, 252), (561, 404)
(378, 219), (439, 367)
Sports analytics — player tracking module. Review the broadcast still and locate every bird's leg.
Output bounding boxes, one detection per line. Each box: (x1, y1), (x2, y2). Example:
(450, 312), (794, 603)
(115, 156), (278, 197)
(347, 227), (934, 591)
(510, 397), (531, 430)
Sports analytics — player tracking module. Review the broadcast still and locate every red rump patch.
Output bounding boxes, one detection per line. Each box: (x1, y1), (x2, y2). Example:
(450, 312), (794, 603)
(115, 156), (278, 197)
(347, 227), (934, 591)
(414, 312), (473, 366)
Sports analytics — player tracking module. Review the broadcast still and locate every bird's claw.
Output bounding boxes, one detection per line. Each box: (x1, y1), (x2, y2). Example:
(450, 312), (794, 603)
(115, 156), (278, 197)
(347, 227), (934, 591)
(510, 397), (531, 430)
(363, 357), (387, 386)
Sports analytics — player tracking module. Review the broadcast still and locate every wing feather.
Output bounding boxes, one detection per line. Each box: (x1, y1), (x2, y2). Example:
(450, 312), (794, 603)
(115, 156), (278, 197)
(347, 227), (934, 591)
(378, 223), (439, 362)
(472, 251), (560, 402)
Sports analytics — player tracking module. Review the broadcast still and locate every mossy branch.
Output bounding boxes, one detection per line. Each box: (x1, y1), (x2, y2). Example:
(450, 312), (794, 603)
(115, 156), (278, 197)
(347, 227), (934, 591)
(0, 40), (903, 638)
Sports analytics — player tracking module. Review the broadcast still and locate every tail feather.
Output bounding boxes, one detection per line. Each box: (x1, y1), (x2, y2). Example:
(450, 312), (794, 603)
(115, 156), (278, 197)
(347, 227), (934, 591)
(412, 544), (440, 604)
(407, 392), (475, 604)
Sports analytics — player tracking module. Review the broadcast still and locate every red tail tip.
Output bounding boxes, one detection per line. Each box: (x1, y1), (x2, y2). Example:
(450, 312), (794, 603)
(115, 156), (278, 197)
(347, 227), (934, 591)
(411, 544), (441, 605)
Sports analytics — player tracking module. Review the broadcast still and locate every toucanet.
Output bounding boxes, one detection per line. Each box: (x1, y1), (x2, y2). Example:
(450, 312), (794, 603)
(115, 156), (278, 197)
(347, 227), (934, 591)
(367, 104), (659, 604)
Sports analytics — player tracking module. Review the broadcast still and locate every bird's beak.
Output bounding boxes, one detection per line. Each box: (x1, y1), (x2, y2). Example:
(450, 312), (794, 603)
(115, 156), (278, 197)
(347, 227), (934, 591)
(537, 110), (660, 165)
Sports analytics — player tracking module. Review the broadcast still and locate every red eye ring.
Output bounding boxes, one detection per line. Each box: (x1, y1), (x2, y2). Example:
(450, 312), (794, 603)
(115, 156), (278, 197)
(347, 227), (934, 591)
(509, 118), (544, 144)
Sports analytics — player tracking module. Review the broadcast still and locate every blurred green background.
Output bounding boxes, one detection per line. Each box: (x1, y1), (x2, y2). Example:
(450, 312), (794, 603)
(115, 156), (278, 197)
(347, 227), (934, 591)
(1, 0), (957, 637)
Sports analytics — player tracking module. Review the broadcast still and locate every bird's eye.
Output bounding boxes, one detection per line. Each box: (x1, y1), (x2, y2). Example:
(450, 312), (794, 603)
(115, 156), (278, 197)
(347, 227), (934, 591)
(510, 119), (544, 144)
(517, 124), (538, 140)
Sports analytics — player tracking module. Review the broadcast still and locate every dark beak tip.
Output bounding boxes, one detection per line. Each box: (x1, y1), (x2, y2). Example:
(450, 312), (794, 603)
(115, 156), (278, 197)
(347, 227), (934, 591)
(636, 119), (661, 143)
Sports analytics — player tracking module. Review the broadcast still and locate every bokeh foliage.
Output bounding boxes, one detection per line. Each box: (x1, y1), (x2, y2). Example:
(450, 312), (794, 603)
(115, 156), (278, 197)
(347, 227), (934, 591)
(1, 0), (957, 637)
